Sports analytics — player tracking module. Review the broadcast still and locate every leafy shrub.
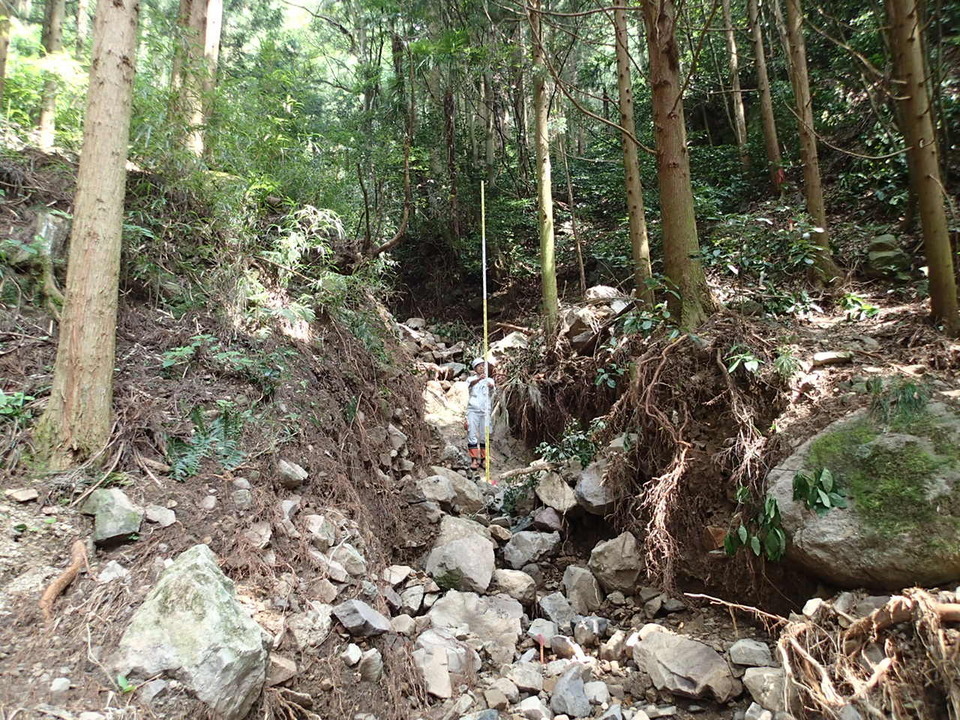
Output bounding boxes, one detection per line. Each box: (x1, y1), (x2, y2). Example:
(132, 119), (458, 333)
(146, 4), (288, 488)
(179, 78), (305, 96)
(166, 406), (246, 481)
(536, 418), (604, 467)
(724, 486), (787, 561)
(793, 467), (848, 515)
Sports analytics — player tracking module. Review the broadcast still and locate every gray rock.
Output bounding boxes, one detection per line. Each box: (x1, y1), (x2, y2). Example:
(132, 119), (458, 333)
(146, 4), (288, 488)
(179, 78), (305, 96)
(232, 489), (253, 508)
(562, 566), (603, 614)
(341, 643), (362, 666)
(767, 404), (960, 588)
(145, 505), (176, 528)
(287, 601), (334, 647)
(98, 560), (129, 584)
(573, 616), (607, 647)
(532, 506), (564, 532)
(430, 466), (486, 514)
(359, 648), (383, 682)
(427, 590), (522, 665)
(5, 488), (39, 503)
(730, 639), (775, 668)
(426, 533), (496, 592)
(80, 489), (143, 545)
(277, 459), (308, 488)
(416, 474), (457, 507)
(506, 661), (544, 692)
(745, 703), (772, 720)
(412, 628), (481, 699)
(265, 654), (297, 687)
(743, 667), (786, 712)
(243, 521), (272, 549)
(536, 473), (577, 514)
(584, 680), (610, 705)
(600, 705), (624, 720)
(528, 618), (558, 642)
(383, 564), (413, 586)
(518, 697), (553, 720)
(539, 592), (579, 632)
(330, 543), (367, 576)
(575, 460), (617, 516)
(114, 545), (267, 720)
(333, 599), (392, 637)
(490, 568), (536, 605)
(633, 624), (740, 702)
(503, 531), (561, 569)
(550, 664), (591, 718)
(303, 514), (337, 551)
(50, 677), (71, 695)
(588, 532), (642, 593)
(401, 584), (425, 614)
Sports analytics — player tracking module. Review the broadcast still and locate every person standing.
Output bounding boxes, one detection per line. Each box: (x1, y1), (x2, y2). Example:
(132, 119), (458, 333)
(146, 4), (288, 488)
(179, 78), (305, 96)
(465, 357), (496, 471)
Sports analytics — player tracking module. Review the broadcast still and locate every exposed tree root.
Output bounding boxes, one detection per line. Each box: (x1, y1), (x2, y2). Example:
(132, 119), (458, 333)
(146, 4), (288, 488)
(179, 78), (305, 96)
(39, 539), (89, 625)
(779, 588), (960, 720)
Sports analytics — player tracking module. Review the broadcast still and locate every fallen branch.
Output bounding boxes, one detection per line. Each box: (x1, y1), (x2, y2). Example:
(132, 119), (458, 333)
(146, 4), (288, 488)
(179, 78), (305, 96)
(842, 595), (960, 653)
(684, 592), (789, 628)
(39, 539), (89, 624)
(495, 322), (534, 335)
(495, 460), (557, 482)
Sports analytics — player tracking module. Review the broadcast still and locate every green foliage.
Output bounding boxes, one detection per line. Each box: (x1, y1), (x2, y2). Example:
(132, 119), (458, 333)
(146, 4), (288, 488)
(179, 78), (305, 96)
(166, 405), (247, 481)
(724, 487), (787, 561)
(501, 474), (538, 516)
(161, 334), (288, 394)
(793, 467), (848, 515)
(0, 390), (35, 426)
(535, 418), (604, 468)
(840, 294), (879, 322)
(773, 348), (800, 380)
(595, 362), (627, 389)
(725, 344), (763, 374)
(868, 377), (929, 425)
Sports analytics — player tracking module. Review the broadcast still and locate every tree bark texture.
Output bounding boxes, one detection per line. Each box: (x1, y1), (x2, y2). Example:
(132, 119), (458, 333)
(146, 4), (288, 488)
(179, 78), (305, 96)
(75, 0), (88, 54)
(529, 0), (558, 335)
(38, 0), (66, 150)
(721, 0), (749, 167)
(36, 0), (140, 469)
(643, 0), (715, 329)
(785, 0), (840, 282)
(885, 0), (959, 334)
(747, 0), (783, 194)
(0, 1), (13, 102)
(171, 0), (221, 157)
(613, 0), (653, 305)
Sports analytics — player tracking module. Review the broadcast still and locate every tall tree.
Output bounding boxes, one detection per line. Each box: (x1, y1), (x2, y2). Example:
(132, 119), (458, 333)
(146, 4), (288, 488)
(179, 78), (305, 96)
(613, 0), (653, 304)
(784, 0), (840, 282)
(0, 1), (14, 102)
(529, 0), (558, 334)
(643, 0), (715, 329)
(721, 0), (749, 166)
(170, 0), (222, 157)
(885, 0), (959, 334)
(747, 0), (783, 194)
(75, 0), (89, 54)
(38, 0), (66, 150)
(35, 0), (140, 469)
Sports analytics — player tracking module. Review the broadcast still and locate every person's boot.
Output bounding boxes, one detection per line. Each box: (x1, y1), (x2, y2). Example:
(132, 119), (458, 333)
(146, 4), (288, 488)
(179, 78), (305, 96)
(468, 447), (480, 470)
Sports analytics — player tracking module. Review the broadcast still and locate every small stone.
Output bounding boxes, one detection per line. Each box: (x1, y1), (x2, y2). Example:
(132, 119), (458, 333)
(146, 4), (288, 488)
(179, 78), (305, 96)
(584, 680), (610, 705)
(489, 525), (512, 543)
(145, 505), (176, 527)
(329, 543), (367, 576)
(391, 614), (416, 635)
(528, 618), (558, 642)
(506, 662), (544, 692)
(333, 599), (392, 637)
(341, 644), (362, 666)
(359, 649), (383, 682)
(243, 521), (272, 549)
(265, 654), (297, 687)
(232, 478), (251, 490)
(97, 560), (128, 584)
(304, 515), (337, 551)
(5, 488), (39, 503)
(231, 489), (253, 508)
(551, 635), (583, 660)
(383, 565), (413, 586)
(539, 592), (579, 631)
(50, 677), (71, 695)
(277, 459), (308, 488)
(401, 585), (425, 614)
(729, 639), (775, 667)
(80, 488), (143, 544)
(517, 696), (553, 720)
(551, 664), (591, 718)
(199, 495), (217, 511)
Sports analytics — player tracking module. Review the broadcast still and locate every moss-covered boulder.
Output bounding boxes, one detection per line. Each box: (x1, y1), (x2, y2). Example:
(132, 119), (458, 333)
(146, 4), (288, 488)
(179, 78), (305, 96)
(767, 402), (960, 589)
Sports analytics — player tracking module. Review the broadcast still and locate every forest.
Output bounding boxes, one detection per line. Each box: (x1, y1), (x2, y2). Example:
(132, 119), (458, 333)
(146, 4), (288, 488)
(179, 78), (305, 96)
(0, 0), (959, 719)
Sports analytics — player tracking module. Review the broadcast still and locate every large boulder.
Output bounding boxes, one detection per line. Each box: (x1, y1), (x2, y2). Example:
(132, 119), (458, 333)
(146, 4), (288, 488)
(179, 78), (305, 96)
(427, 590), (523, 665)
(114, 545), (267, 720)
(588, 532), (642, 593)
(425, 516), (496, 592)
(562, 566), (603, 614)
(430, 466), (486, 514)
(767, 403), (960, 588)
(575, 460), (618, 516)
(632, 624), (740, 703)
(503, 531), (560, 569)
(536, 473), (577, 514)
(550, 664), (592, 718)
(412, 628), (481, 699)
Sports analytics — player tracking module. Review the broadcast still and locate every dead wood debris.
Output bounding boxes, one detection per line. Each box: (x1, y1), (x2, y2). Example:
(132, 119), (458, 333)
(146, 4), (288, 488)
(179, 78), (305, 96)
(39, 539), (89, 625)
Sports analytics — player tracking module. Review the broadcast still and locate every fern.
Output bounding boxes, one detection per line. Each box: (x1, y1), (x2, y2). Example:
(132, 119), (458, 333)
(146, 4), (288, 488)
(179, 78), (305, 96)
(167, 406), (246, 481)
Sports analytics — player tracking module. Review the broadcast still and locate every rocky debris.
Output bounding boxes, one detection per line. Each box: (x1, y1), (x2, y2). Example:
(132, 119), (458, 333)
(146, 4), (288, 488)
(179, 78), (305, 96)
(333, 599), (392, 637)
(539, 592), (579, 632)
(80, 488), (143, 545)
(517, 696), (553, 720)
(575, 460), (618, 516)
(359, 648), (384, 682)
(430, 465), (486, 514)
(5, 488), (39, 503)
(532, 506), (563, 532)
(866, 234), (910, 279)
(503, 531), (560, 570)
(413, 628), (481, 699)
(242, 521), (272, 549)
(427, 590), (522, 665)
(277, 459), (308, 489)
(743, 667), (786, 712)
(98, 560), (129, 584)
(303, 514), (337, 551)
(632, 624), (741, 703)
(583, 680), (610, 705)
(114, 545), (267, 720)
(563, 566), (603, 615)
(425, 524), (496, 592)
(417, 474), (458, 508)
(729, 639), (775, 668)
(506, 661), (544, 693)
(144, 505), (177, 527)
(265, 654), (297, 687)
(341, 643), (362, 666)
(551, 664), (592, 718)
(330, 543), (367, 576)
(536, 473), (577, 514)
(588, 532), (642, 593)
(287, 601), (334, 648)
(490, 568), (537, 605)
(767, 403), (960, 588)
(384, 564), (414, 586)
